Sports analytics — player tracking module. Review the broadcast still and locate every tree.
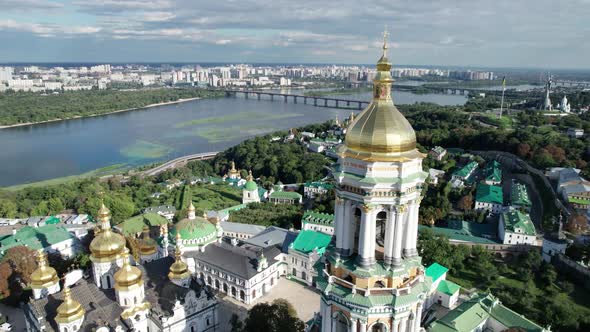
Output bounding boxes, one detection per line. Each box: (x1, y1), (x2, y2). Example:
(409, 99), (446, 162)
(243, 299), (305, 332)
(457, 194), (473, 212)
(0, 199), (17, 218)
(230, 313), (244, 332)
(0, 262), (12, 297)
(566, 214), (588, 235)
(47, 197), (65, 215)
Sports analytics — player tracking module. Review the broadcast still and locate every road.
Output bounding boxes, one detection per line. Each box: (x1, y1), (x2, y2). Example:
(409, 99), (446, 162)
(140, 151), (220, 177)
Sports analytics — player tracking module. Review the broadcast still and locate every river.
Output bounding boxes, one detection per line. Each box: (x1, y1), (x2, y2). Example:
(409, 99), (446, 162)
(0, 90), (467, 187)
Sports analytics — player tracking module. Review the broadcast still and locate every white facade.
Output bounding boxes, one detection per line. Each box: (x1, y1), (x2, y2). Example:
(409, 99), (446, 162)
(302, 222), (334, 235)
(474, 200), (503, 214)
(287, 248), (321, 286)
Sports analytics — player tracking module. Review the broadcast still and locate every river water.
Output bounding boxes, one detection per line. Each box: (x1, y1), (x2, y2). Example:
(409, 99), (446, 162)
(0, 90), (466, 186)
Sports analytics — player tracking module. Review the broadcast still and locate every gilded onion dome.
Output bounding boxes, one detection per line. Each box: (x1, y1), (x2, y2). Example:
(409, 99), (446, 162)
(90, 202), (126, 263)
(342, 31), (422, 162)
(138, 225), (158, 256)
(228, 160), (240, 177)
(55, 286), (85, 324)
(114, 248), (143, 291)
(169, 233), (190, 280)
(30, 249), (59, 289)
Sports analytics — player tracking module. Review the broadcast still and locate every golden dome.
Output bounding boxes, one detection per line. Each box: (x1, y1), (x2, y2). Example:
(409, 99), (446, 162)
(114, 249), (143, 290)
(138, 225), (157, 256)
(30, 250), (59, 289)
(90, 203), (126, 262)
(343, 30), (421, 162)
(168, 239), (190, 280)
(55, 287), (85, 324)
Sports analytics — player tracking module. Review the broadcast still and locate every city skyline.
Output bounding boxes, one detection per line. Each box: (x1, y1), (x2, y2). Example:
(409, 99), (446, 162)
(0, 0), (589, 69)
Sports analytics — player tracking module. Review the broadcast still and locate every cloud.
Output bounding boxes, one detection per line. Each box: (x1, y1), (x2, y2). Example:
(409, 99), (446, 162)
(0, 19), (101, 36)
(0, 0), (63, 11)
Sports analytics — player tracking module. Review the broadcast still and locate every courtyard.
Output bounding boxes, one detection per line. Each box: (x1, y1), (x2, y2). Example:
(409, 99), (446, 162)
(217, 278), (320, 329)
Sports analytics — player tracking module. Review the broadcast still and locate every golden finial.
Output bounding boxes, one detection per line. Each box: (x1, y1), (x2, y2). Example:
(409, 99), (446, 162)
(247, 169), (254, 181)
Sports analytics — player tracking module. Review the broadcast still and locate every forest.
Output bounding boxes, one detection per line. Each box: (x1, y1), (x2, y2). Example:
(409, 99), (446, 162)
(0, 88), (224, 126)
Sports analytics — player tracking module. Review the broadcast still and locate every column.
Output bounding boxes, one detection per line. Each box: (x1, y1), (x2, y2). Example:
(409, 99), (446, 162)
(403, 202), (416, 257)
(331, 315), (337, 332)
(344, 201), (354, 257)
(408, 201), (421, 257)
(392, 320), (399, 332)
(383, 207), (396, 265)
(321, 300), (331, 332)
(414, 302), (423, 332)
(357, 206), (375, 268)
(358, 320), (367, 332)
(350, 319), (358, 332)
(334, 197), (344, 256)
(399, 317), (408, 332)
(392, 205), (406, 266)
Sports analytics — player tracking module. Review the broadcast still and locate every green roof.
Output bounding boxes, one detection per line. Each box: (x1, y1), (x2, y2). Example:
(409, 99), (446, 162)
(270, 191), (302, 200)
(426, 262), (449, 282)
(244, 180), (258, 191)
(475, 183), (503, 205)
(304, 181), (334, 190)
(291, 230), (332, 255)
(119, 213), (168, 236)
(511, 182), (532, 207)
(567, 197), (590, 205)
(0, 225), (75, 256)
(484, 160), (502, 183)
(302, 211), (334, 226)
(419, 221), (499, 245)
(44, 216), (60, 225)
(171, 217), (217, 242)
(501, 210), (536, 236)
(437, 280), (460, 296)
(428, 293), (545, 332)
(452, 161), (478, 179)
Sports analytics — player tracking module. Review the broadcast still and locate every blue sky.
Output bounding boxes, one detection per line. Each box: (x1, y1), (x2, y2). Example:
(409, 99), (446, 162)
(0, 0), (588, 68)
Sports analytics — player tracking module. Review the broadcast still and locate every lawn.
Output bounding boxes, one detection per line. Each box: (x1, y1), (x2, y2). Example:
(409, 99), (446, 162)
(189, 184), (242, 212)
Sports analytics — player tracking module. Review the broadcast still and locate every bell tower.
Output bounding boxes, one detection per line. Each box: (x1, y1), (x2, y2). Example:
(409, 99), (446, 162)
(317, 29), (429, 332)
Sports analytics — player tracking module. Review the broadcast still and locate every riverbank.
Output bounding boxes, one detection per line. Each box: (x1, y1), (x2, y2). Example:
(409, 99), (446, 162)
(0, 97), (202, 129)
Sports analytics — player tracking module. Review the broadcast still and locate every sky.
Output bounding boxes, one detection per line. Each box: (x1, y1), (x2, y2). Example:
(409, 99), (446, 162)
(0, 0), (589, 68)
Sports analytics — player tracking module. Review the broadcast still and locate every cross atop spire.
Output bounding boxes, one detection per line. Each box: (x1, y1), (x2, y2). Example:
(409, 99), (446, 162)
(382, 26), (389, 58)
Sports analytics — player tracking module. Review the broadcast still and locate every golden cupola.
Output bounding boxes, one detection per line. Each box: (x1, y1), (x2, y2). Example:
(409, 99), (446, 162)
(138, 225), (158, 256)
(342, 31), (421, 162)
(55, 286), (85, 324)
(30, 249), (59, 289)
(168, 234), (190, 281)
(90, 202), (126, 263)
(114, 248), (143, 290)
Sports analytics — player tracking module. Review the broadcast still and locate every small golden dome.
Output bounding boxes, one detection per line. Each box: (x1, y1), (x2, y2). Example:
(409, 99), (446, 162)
(55, 287), (85, 324)
(114, 249), (143, 290)
(168, 242), (190, 280)
(90, 203), (126, 262)
(138, 225), (157, 256)
(343, 30), (420, 162)
(30, 250), (59, 289)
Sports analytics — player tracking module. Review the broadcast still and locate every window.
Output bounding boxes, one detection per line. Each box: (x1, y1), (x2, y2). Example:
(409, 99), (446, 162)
(207, 317), (211, 326)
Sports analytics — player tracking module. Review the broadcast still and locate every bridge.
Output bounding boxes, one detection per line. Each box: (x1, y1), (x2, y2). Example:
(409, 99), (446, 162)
(553, 80), (590, 88)
(140, 151), (220, 177)
(215, 89), (370, 110)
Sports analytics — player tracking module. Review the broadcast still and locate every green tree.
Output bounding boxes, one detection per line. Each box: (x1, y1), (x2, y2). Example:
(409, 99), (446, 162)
(47, 197), (65, 215)
(0, 199), (17, 218)
(243, 299), (304, 332)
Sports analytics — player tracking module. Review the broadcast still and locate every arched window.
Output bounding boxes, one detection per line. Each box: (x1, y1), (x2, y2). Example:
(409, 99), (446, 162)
(207, 276), (212, 285)
(231, 286), (237, 297)
(376, 211), (387, 254)
(240, 290), (245, 301)
(215, 279), (220, 289)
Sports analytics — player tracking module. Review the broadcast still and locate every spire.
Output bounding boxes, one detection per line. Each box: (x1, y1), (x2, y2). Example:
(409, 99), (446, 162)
(114, 248), (143, 291)
(381, 26), (389, 59)
(98, 200), (111, 230)
(168, 233), (190, 283)
(187, 200), (196, 220)
(247, 169), (254, 181)
(231, 160), (237, 171)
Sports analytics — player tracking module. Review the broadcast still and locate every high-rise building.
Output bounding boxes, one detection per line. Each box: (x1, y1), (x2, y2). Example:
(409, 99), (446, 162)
(0, 66), (13, 82)
(316, 32), (428, 332)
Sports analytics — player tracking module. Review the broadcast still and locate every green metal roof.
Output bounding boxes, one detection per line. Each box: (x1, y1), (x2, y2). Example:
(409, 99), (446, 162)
(0, 225), (75, 256)
(484, 160), (502, 183)
(171, 217), (217, 242)
(501, 210), (536, 236)
(428, 293), (545, 332)
(418, 223), (500, 245)
(437, 280), (460, 296)
(567, 197), (590, 205)
(291, 230), (332, 255)
(452, 161), (478, 179)
(119, 213), (168, 236)
(302, 211), (334, 226)
(270, 191), (302, 199)
(426, 262), (449, 282)
(244, 180), (258, 191)
(511, 182), (532, 207)
(44, 216), (60, 225)
(475, 183), (503, 205)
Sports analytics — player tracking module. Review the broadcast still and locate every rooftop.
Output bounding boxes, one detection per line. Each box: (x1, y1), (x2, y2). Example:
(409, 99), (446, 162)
(244, 226), (298, 253)
(425, 262), (449, 283)
(511, 182), (532, 207)
(452, 161), (478, 179)
(475, 183), (503, 205)
(291, 230), (332, 255)
(118, 213), (168, 236)
(437, 280), (460, 296)
(0, 224), (76, 256)
(418, 220), (499, 245)
(484, 160), (502, 183)
(501, 210), (536, 236)
(302, 211), (335, 226)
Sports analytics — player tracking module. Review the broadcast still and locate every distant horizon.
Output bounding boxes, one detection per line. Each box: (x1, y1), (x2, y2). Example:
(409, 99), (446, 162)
(1, 61), (589, 73)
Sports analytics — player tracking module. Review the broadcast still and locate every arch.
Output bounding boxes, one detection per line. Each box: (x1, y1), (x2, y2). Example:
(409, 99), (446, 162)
(231, 286), (237, 297)
(332, 311), (350, 332)
(353, 207), (362, 253)
(223, 283), (228, 293)
(302, 271), (307, 281)
(240, 290), (245, 301)
(368, 321), (389, 332)
(207, 276), (212, 285)
(376, 210), (387, 248)
(104, 274), (112, 289)
(215, 279), (220, 289)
